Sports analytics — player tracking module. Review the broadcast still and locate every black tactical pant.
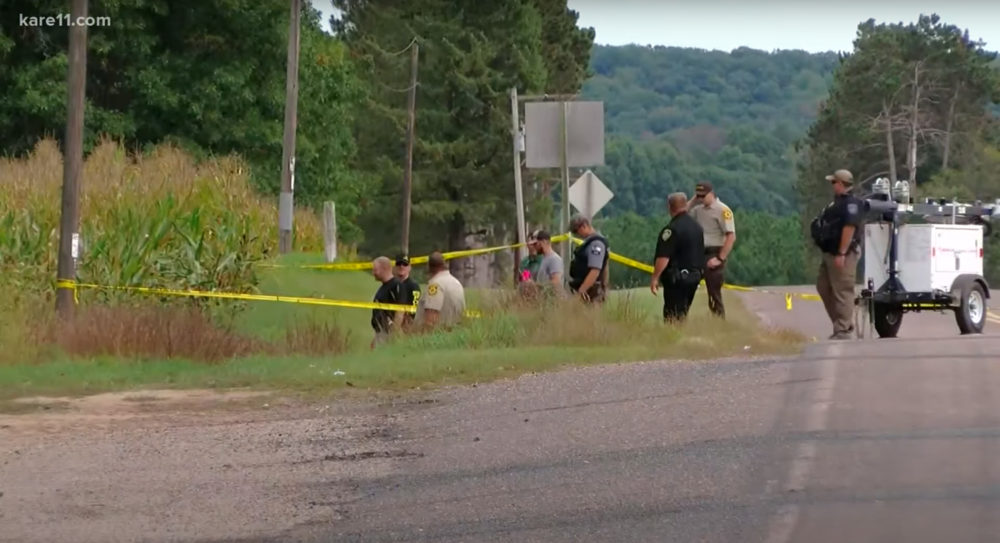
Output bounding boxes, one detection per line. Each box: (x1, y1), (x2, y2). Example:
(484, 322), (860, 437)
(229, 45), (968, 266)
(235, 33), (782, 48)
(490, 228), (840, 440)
(662, 270), (701, 322)
(570, 280), (606, 304)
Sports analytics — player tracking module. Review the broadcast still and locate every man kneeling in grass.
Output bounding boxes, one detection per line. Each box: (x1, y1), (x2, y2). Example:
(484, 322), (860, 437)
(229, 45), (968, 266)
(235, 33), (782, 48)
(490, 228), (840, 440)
(413, 251), (466, 331)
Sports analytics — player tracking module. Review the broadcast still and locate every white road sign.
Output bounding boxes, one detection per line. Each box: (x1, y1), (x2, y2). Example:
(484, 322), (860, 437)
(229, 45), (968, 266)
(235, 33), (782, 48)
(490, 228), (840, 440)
(568, 170), (613, 218)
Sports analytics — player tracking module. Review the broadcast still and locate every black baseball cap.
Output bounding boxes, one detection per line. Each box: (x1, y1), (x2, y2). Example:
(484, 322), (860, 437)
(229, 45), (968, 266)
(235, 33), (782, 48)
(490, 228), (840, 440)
(394, 254), (410, 266)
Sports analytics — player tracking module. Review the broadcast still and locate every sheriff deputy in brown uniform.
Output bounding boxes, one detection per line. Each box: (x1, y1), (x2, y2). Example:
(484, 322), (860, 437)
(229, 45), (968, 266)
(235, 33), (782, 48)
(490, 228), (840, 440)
(687, 181), (736, 319)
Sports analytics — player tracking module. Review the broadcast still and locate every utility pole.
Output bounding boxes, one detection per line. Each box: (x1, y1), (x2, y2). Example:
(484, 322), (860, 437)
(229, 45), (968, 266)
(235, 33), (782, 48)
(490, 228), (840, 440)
(278, 0), (301, 254)
(510, 87), (527, 284)
(400, 42), (419, 256)
(55, 0), (89, 318)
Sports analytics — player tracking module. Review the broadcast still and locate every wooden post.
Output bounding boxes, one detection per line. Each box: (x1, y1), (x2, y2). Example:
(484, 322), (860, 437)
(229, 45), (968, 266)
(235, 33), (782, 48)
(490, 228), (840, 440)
(55, 0), (88, 318)
(400, 42), (419, 255)
(323, 202), (337, 262)
(278, 0), (301, 254)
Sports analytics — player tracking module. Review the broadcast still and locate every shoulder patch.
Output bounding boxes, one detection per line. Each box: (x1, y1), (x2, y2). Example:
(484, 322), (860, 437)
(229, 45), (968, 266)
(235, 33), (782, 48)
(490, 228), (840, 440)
(722, 208), (733, 220)
(428, 284), (439, 296)
(661, 228), (672, 241)
(847, 203), (859, 214)
(590, 243), (604, 255)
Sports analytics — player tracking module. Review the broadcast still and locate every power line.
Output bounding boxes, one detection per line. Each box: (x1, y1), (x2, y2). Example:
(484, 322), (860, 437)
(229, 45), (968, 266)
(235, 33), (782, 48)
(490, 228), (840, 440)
(385, 36), (418, 56)
(378, 82), (420, 93)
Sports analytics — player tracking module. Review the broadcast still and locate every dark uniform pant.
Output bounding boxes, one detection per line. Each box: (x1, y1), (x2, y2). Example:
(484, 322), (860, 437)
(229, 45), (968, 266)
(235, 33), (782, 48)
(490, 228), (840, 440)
(816, 251), (859, 335)
(662, 274), (700, 322)
(571, 282), (606, 304)
(704, 247), (726, 318)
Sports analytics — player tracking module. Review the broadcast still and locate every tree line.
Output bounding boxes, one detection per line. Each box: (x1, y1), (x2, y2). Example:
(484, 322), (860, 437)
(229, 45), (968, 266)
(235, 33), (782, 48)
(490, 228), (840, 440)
(2, 3), (997, 285)
(796, 15), (1000, 282)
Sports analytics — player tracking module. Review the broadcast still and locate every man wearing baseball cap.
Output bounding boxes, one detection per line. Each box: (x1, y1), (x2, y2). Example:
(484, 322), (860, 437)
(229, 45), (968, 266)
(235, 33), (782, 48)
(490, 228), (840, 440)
(519, 230), (543, 283)
(394, 254), (420, 326)
(687, 180), (736, 318)
(811, 168), (863, 340)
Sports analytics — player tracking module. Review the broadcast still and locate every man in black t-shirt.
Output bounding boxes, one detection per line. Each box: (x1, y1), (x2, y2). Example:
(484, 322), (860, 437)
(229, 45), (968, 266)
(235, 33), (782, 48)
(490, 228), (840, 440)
(371, 256), (403, 348)
(651, 192), (706, 322)
(394, 254), (420, 327)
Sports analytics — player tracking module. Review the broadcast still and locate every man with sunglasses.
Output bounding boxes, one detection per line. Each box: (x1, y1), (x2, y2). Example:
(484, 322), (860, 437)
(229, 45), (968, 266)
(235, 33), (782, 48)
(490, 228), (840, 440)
(812, 169), (864, 340)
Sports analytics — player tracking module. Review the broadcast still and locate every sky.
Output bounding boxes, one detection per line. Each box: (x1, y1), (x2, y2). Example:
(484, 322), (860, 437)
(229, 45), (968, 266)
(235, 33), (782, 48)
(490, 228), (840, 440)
(308, 0), (1000, 54)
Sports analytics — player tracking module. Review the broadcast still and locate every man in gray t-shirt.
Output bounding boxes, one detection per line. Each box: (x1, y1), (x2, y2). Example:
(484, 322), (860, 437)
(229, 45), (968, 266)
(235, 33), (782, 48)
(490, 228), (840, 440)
(534, 230), (563, 289)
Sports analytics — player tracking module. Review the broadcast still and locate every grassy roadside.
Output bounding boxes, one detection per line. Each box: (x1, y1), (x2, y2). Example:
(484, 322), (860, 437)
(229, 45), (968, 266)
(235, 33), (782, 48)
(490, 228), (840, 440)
(0, 254), (805, 404)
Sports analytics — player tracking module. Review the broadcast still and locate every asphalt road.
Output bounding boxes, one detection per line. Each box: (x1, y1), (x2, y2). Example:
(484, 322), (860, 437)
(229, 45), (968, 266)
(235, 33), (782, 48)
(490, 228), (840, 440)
(738, 285), (1000, 341)
(262, 287), (1000, 543)
(4, 286), (1000, 543)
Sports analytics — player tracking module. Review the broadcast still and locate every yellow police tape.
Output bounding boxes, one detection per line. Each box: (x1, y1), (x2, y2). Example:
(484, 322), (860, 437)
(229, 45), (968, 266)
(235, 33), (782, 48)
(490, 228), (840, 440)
(63, 232), (818, 316)
(562, 236), (823, 308)
(54, 280), (483, 318)
(257, 233), (574, 271)
(258, 231), (822, 310)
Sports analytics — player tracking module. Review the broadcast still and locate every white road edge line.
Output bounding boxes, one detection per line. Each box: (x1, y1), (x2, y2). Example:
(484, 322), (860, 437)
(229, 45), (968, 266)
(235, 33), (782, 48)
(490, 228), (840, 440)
(764, 341), (841, 543)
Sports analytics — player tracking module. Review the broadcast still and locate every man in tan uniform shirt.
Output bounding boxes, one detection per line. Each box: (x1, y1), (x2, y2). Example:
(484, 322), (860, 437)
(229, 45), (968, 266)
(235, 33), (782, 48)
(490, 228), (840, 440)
(687, 181), (736, 318)
(413, 251), (466, 330)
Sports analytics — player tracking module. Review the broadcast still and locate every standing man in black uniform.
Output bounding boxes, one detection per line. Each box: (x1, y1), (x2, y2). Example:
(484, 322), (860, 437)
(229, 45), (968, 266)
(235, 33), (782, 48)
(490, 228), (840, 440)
(651, 192), (705, 322)
(811, 169), (863, 340)
(567, 215), (610, 303)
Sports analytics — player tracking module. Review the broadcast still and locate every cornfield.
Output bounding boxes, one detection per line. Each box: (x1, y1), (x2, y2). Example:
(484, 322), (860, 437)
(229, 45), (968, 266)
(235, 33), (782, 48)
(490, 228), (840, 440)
(0, 138), (324, 311)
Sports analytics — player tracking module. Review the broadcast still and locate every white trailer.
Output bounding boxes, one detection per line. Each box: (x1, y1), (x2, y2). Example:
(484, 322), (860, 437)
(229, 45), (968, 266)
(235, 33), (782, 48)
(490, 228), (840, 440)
(857, 196), (995, 338)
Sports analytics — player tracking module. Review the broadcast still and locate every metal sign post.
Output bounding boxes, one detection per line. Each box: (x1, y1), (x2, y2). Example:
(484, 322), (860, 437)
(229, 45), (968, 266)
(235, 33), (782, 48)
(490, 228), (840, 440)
(510, 88), (527, 284)
(559, 101), (570, 276)
(520, 98), (606, 287)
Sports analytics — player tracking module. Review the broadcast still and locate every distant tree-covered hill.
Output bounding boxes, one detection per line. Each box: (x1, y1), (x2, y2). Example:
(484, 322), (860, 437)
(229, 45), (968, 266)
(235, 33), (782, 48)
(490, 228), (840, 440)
(578, 45), (840, 217)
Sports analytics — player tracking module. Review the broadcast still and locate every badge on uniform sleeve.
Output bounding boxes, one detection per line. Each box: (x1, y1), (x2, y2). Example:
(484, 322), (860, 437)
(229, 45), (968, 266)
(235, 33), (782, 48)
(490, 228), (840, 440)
(722, 209), (733, 220)
(428, 284), (439, 296)
(661, 229), (672, 241)
(590, 244), (603, 255)
(847, 203), (859, 215)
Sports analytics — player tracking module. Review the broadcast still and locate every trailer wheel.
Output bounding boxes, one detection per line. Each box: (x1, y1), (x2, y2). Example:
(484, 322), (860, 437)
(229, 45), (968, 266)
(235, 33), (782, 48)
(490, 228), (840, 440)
(954, 281), (987, 335)
(873, 302), (903, 338)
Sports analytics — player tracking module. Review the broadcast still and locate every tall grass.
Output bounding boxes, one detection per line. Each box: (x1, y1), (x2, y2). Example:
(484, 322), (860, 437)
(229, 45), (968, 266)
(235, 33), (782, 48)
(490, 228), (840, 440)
(1, 139), (324, 296)
(0, 139), (328, 362)
(389, 288), (796, 359)
(29, 305), (354, 363)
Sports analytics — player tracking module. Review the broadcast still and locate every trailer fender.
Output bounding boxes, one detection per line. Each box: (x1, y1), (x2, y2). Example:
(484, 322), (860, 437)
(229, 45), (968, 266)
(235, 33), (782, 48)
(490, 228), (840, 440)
(950, 274), (990, 299)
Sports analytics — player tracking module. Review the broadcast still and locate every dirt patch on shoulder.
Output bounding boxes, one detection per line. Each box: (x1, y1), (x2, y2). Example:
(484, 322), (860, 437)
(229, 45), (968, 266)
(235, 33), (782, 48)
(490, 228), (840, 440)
(0, 388), (275, 438)
(0, 387), (423, 543)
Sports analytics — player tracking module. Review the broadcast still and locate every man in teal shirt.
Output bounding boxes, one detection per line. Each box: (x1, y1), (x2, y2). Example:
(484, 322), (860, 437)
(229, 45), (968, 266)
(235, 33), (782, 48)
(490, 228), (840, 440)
(519, 230), (543, 282)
